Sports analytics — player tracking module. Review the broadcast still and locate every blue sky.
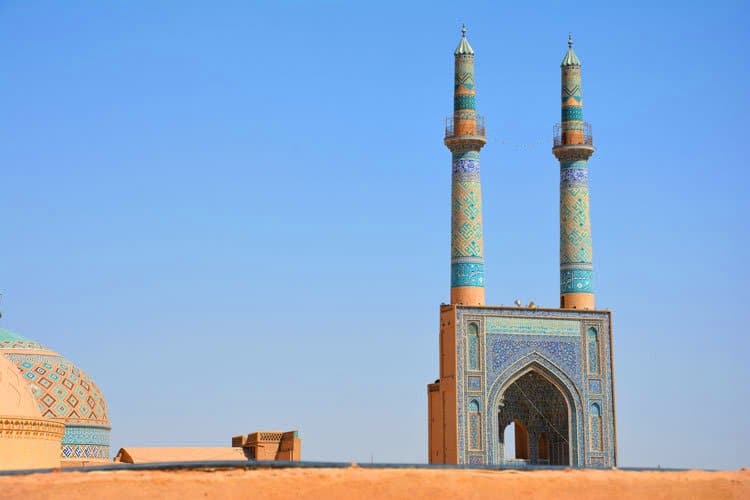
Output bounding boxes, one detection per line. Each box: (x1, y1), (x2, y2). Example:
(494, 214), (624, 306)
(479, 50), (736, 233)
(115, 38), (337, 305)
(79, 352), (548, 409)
(0, 1), (747, 469)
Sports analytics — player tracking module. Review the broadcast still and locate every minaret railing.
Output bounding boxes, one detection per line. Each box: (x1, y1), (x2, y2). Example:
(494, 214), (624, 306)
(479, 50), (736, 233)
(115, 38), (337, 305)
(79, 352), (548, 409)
(445, 115), (486, 139)
(553, 122), (593, 147)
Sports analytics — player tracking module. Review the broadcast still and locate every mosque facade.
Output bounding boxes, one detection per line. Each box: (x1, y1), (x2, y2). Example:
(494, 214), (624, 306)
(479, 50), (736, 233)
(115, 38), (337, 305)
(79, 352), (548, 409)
(427, 29), (617, 467)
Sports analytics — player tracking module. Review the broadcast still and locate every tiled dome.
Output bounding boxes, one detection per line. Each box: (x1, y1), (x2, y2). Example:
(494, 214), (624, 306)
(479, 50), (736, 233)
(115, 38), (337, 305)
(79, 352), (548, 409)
(0, 329), (110, 463)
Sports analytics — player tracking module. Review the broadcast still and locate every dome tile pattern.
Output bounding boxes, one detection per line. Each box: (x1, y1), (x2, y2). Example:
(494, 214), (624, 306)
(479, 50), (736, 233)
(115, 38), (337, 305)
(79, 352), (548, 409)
(0, 329), (46, 351)
(0, 330), (109, 426)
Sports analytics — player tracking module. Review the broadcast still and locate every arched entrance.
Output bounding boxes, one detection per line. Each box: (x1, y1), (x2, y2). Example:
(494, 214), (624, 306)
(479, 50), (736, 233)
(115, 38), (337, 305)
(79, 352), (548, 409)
(497, 370), (571, 465)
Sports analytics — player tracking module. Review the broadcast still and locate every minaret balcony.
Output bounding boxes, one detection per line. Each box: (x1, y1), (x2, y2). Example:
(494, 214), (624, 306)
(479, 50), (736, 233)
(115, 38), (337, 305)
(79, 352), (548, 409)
(552, 122), (594, 161)
(445, 115), (487, 150)
(553, 121), (593, 147)
(445, 115), (486, 140)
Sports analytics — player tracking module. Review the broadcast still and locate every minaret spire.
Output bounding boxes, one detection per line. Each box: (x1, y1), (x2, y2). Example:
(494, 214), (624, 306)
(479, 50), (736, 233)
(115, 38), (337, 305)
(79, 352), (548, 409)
(553, 34), (596, 309)
(445, 25), (486, 306)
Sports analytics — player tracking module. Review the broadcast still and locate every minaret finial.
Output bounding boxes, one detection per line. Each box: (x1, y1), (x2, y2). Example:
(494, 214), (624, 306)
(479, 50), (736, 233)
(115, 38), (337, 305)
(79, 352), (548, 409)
(462, 24), (467, 37)
(568, 32), (573, 48)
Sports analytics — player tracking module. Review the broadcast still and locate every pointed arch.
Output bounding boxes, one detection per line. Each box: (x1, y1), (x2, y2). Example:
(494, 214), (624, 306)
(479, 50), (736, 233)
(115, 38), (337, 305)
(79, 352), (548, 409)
(538, 432), (550, 462)
(467, 322), (480, 371)
(485, 352), (584, 466)
(587, 327), (599, 374)
(589, 402), (603, 451)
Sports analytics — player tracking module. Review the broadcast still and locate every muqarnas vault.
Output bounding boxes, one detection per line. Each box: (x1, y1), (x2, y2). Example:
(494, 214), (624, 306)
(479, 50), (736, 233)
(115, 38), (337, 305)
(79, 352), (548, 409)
(427, 29), (617, 467)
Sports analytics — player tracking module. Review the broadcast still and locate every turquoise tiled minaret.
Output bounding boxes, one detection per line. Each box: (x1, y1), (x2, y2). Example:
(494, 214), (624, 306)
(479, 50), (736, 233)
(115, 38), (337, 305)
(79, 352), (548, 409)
(553, 34), (596, 309)
(445, 25), (487, 306)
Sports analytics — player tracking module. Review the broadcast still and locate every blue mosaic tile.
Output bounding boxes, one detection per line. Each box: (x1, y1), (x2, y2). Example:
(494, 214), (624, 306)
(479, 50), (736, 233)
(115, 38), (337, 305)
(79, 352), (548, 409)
(562, 106), (583, 120)
(62, 425), (111, 446)
(452, 262), (484, 287)
(454, 94), (475, 110)
(588, 379), (601, 393)
(560, 269), (593, 293)
(488, 336), (580, 380)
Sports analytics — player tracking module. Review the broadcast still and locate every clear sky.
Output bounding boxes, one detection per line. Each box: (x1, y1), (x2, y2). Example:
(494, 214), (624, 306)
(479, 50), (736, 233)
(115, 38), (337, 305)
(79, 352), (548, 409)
(1, 1), (748, 469)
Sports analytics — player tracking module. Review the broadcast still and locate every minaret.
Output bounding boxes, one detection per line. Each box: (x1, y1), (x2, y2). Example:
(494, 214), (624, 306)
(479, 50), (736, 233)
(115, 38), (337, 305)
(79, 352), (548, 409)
(553, 34), (596, 309)
(445, 25), (487, 306)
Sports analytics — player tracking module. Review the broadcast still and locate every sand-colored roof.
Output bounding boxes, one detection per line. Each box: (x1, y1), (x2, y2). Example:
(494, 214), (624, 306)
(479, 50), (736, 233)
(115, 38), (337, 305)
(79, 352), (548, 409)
(114, 447), (248, 463)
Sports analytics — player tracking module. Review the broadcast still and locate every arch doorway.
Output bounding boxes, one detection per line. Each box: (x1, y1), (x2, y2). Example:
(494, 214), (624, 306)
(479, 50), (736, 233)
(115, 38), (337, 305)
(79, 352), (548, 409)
(497, 370), (571, 465)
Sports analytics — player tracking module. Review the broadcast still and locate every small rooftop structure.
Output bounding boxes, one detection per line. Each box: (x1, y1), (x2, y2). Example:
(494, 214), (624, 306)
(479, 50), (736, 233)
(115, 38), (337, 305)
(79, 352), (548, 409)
(114, 447), (248, 464)
(115, 430), (301, 464)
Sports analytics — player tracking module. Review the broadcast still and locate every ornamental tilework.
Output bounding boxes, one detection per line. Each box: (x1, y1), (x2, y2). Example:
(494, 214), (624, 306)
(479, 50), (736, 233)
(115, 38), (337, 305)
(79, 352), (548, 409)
(0, 329), (46, 350)
(62, 425), (111, 446)
(560, 184), (593, 270)
(0, 329), (111, 462)
(452, 181), (483, 259)
(468, 330), (480, 370)
(5, 353), (109, 424)
(587, 328), (600, 373)
(454, 94), (475, 110)
(61, 444), (110, 460)
(469, 413), (481, 450)
(452, 262), (484, 287)
(488, 336), (580, 380)
(561, 269), (593, 294)
(468, 376), (482, 391)
(452, 158), (480, 181)
(455, 58), (475, 91)
(557, 57), (594, 300)
(560, 167), (588, 185)
(562, 107), (583, 121)
(589, 379), (602, 393)
(448, 34), (484, 294)
(589, 403), (603, 451)
(452, 307), (616, 468)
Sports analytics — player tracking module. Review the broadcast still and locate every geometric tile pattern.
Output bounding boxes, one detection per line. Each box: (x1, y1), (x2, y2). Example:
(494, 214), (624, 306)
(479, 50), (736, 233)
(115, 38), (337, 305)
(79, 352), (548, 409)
(454, 94), (475, 110)
(467, 324), (480, 370)
(587, 328), (599, 373)
(588, 379), (602, 394)
(5, 352), (109, 425)
(469, 412), (481, 450)
(61, 444), (110, 460)
(455, 57), (475, 91)
(558, 44), (594, 299)
(0, 330), (47, 350)
(449, 43), (485, 292)
(452, 180), (483, 257)
(62, 425), (111, 446)
(560, 186), (592, 265)
(561, 268), (593, 294)
(468, 375), (482, 391)
(589, 403), (602, 451)
(488, 336), (580, 380)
